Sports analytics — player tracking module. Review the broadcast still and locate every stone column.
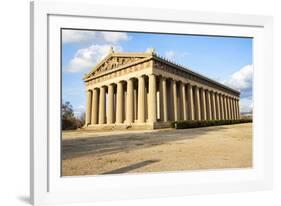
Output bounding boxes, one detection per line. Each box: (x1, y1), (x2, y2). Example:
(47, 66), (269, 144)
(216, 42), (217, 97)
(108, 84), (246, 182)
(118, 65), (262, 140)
(230, 97), (234, 120)
(231, 98), (234, 120)
(237, 99), (240, 119)
(159, 77), (168, 122)
(232, 98), (236, 120)
(126, 79), (134, 124)
(236, 99), (239, 120)
(91, 88), (99, 124)
(116, 81), (124, 124)
(194, 86), (201, 120)
(216, 93), (220, 120)
(134, 87), (138, 121)
(206, 90), (212, 120)
(227, 96), (231, 120)
(85, 90), (92, 126)
(98, 86), (106, 124)
(216, 93), (221, 120)
(180, 82), (187, 120)
(214, 92), (218, 119)
(225, 96), (230, 120)
(220, 94), (225, 120)
(187, 84), (194, 120)
(168, 80), (175, 121)
(232, 98), (235, 120)
(137, 76), (145, 123)
(223, 95), (228, 119)
(211, 91), (216, 120)
(148, 74), (157, 123)
(107, 85), (114, 124)
(172, 80), (179, 121)
(200, 88), (207, 120)
(228, 97), (232, 120)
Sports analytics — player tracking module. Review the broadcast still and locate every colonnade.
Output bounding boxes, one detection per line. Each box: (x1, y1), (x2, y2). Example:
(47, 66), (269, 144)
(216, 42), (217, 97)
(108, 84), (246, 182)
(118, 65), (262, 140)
(85, 74), (240, 126)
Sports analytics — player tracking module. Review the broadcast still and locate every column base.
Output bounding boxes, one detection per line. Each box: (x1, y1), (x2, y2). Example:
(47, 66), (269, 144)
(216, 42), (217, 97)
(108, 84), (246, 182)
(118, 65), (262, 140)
(84, 122), (172, 131)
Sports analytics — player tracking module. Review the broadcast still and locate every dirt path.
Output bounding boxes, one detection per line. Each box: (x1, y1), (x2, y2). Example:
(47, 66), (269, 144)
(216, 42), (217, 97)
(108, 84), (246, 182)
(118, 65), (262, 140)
(62, 123), (252, 176)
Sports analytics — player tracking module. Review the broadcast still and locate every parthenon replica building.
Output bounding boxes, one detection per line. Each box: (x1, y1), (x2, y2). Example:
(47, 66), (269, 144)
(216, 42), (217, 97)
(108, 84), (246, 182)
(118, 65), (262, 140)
(83, 48), (240, 130)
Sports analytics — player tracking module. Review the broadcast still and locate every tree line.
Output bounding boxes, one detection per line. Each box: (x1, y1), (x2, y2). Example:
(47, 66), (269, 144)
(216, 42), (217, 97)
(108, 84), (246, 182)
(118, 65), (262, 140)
(62, 101), (85, 130)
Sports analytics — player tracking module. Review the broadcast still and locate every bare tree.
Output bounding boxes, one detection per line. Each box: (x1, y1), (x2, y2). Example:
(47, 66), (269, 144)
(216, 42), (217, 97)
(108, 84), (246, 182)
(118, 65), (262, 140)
(62, 101), (83, 130)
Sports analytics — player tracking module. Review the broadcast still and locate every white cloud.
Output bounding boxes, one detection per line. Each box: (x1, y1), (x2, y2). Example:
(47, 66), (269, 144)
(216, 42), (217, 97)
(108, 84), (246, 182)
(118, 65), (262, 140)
(66, 44), (122, 73)
(164, 50), (176, 59)
(181, 52), (189, 57)
(145, 48), (155, 53)
(62, 30), (95, 44)
(223, 64), (253, 98)
(101, 32), (129, 43)
(222, 64), (253, 113)
(73, 105), (85, 118)
(164, 50), (189, 61)
(62, 30), (128, 44)
(240, 98), (253, 113)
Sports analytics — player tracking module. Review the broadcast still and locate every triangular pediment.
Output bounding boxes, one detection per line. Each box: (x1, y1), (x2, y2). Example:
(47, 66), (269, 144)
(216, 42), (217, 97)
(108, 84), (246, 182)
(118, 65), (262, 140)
(85, 53), (151, 79)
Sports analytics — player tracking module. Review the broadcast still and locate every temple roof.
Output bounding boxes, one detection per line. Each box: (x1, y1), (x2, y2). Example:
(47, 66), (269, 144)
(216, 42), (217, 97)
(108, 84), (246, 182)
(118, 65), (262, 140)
(83, 48), (239, 95)
(83, 48), (153, 80)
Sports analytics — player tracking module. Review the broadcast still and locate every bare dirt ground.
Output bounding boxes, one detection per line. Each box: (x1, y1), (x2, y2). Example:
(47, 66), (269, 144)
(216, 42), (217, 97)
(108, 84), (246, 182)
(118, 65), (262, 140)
(62, 123), (252, 176)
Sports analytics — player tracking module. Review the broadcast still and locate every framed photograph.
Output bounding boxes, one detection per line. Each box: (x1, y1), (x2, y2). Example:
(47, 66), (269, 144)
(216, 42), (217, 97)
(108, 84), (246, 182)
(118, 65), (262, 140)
(30, 1), (273, 205)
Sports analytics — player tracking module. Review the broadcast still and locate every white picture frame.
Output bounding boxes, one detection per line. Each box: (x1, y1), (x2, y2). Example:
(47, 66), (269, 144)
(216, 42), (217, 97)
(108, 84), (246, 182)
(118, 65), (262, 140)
(30, 1), (273, 205)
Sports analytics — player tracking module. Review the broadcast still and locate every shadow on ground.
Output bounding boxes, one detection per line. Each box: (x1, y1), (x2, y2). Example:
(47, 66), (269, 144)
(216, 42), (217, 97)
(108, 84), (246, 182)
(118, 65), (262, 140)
(101, 159), (160, 174)
(62, 126), (229, 160)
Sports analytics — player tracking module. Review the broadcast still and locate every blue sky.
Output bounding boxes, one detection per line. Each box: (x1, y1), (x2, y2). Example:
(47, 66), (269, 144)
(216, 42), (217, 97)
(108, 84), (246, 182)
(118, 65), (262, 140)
(62, 29), (253, 116)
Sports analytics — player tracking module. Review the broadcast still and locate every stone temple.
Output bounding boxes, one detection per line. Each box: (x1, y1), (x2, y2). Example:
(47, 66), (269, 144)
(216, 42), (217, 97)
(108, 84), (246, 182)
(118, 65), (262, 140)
(83, 48), (240, 130)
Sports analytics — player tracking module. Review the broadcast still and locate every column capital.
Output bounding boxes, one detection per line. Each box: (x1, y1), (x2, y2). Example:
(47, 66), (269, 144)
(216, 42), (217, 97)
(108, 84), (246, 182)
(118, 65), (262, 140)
(108, 82), (116, 87)
(158, 75), (167, 80)
(199, 86), (206, 90)
(190, 83), (197, 87)
(187, 82), (193, 86)
(137, 75), (145, 80)
(198, 85), (203, 89)
(90, 87), (99, 91)
(117, 80), (125, 84)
